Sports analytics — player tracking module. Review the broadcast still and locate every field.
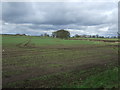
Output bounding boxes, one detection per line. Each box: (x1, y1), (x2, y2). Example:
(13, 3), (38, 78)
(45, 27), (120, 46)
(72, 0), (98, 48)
(2, 35), (119, 88)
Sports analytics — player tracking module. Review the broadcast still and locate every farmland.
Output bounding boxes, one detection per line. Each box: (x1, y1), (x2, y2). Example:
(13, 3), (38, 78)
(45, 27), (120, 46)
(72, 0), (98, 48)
(2, 35), (119, 88)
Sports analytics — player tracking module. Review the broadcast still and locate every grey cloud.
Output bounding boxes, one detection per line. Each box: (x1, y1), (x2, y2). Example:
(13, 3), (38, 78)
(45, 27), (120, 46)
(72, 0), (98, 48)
(2, 2), (116, 25)
(2, 2), (118, 36)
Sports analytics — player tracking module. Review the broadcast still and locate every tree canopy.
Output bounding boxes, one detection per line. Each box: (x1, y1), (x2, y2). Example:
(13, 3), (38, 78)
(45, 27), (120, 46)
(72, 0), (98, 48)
(52, 29), (70, 39)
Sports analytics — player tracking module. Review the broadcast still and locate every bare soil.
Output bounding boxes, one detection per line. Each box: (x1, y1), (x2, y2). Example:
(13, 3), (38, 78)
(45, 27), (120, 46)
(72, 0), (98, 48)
(69, 39), (119, 43)
(2, 44), (118, 87)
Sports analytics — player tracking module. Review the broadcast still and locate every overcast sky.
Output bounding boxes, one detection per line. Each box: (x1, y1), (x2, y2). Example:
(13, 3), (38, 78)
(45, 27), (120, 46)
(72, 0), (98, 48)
(1, 1), (118, 36)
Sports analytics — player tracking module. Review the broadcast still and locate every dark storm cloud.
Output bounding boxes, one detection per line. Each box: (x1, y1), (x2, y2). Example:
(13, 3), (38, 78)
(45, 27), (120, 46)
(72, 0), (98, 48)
(2, 2), (116, 25)
(2, 1), (118, 36)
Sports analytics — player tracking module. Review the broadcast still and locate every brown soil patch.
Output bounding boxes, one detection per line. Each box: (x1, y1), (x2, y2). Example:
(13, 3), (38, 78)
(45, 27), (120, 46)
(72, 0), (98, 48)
(69, 39), (119, 43)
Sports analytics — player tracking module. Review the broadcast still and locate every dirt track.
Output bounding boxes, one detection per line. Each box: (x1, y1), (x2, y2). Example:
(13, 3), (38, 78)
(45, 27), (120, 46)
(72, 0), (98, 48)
(69, 39), (119, 43)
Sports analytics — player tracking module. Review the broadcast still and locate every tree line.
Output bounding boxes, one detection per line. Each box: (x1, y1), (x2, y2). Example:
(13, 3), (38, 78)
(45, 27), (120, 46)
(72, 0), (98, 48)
(40, 29), (118, 39)
(4, 29), (118, 39)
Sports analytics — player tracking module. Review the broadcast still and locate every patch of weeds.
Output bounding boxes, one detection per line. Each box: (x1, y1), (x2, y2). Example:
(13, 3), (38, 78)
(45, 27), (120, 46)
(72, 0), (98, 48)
(61, 66), (119, 88)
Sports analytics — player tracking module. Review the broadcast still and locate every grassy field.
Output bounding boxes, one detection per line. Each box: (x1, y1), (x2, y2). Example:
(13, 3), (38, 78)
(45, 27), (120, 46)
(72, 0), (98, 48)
(2, 35), (119, 88)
